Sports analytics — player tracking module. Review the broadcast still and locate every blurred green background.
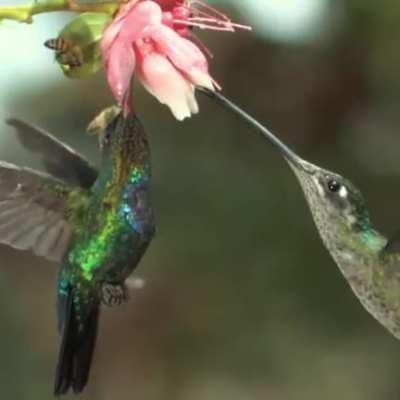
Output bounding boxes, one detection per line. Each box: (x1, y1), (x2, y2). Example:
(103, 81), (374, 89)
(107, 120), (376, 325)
(1, 0), (400, 399)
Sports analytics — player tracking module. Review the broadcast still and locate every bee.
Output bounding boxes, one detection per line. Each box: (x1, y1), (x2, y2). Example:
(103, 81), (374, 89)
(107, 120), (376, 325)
(44, 38), (83, 68)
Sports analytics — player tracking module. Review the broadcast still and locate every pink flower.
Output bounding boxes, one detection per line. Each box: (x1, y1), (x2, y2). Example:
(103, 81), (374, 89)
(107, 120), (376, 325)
(101, 0), (249, 120)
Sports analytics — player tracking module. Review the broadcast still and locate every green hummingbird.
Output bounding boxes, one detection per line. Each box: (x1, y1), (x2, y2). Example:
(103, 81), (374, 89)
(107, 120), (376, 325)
(200, 88), (400, 342)
(5, 108), (155, 395)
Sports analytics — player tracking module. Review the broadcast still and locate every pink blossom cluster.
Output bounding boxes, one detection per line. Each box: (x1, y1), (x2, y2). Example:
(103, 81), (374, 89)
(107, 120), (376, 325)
(101, 0), (249, 119)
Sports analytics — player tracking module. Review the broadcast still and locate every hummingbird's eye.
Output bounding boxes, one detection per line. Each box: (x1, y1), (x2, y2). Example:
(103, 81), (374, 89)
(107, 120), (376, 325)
(327, 179), (341, 193)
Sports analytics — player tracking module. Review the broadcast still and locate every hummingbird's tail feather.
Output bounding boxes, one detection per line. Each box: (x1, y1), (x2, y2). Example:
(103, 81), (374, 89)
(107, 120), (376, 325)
(54, 287), (100, 395)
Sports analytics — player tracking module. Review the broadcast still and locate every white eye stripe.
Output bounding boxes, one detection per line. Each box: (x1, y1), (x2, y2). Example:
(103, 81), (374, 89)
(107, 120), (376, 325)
(339, 186), (348, 198)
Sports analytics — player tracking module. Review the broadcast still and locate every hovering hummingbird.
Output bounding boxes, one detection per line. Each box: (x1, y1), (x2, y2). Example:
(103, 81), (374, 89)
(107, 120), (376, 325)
(5, 108), (155, 395)
(200, 88), (400, 341)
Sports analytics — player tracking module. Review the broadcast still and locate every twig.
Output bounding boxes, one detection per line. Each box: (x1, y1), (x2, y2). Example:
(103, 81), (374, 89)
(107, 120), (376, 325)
(0, 0), (119, 23)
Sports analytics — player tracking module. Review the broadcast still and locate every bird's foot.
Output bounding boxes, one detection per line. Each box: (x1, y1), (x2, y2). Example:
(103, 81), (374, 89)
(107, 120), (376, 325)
(101, 282), (128, 307)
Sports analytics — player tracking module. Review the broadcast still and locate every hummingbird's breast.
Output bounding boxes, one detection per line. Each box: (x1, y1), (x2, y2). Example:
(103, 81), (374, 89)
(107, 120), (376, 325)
(67, 164), (155, 283)
(308, 206), (400, 338)
(329, 243), (400, 340)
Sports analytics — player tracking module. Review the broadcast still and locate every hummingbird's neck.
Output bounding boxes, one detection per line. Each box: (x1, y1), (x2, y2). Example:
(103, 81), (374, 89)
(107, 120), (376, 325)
(339, 205), (387, 256)
(113, 115), (151, 181)
(341, 225), (386, 260)
(321, 220), (387, 281)
(101, 115), (150, 182)
(358, 227), (387, 253)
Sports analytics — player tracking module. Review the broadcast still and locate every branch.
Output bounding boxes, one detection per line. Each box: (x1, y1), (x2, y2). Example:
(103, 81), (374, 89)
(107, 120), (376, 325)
(0, 0), (118, 23)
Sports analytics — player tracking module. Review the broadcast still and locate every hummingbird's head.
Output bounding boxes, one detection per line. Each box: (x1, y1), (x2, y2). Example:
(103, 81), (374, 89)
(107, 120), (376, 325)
(87, 105), (122, 150)
(200, 89), (372, 236)
(201, 89), (387, 279)
(287, 158), (370, 235)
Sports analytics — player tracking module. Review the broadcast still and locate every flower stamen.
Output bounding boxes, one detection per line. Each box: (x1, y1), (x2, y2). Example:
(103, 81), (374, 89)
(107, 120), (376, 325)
(173, 19), (235, 32)
(190, 0), (251, 30)
(188, 0), (230, 22)
(187, 16), (251, 31)
(173, 0), (251, 33)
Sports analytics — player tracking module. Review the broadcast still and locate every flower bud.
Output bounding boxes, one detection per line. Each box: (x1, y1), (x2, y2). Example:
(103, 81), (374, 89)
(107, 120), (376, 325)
(54, 12), (112, 79)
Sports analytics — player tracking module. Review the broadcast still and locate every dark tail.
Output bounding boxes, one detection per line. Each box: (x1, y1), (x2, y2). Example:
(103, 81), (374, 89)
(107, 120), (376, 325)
(54, 287), (100, 395)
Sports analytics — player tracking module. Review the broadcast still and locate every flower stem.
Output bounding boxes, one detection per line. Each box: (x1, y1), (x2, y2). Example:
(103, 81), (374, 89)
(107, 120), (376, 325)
(0, 0), (119, 23)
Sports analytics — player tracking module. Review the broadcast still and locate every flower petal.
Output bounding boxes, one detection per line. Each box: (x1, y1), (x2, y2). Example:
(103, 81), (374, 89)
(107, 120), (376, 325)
(118, 1), (163, 42)
(106, 39), (136, 109)
(100, 1), (136, 59)
(138, 52), (199, 120)
(147, 24), (214, 89)
(101, 0), (162, 64)
(154, 0), (176, 11)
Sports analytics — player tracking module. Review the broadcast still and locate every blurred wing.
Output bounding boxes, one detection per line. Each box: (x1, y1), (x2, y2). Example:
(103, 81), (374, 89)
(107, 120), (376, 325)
(6, 118), (98, 189)
(0, 161), (83, 262)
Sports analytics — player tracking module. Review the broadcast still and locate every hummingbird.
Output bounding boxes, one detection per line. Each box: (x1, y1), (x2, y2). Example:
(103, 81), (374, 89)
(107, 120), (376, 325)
(200, 88), (400, 342)
(4, 108), (155, 395)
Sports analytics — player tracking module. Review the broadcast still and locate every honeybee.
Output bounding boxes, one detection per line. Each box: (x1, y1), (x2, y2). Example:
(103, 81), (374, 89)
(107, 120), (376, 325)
(44, 38), (83, 68)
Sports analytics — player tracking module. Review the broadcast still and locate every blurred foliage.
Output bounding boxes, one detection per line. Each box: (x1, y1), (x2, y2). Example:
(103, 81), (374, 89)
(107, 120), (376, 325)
(2, 1), (400, 399)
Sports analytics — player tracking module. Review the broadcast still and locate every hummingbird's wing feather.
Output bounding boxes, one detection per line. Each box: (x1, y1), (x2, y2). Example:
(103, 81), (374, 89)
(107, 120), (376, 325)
(6, 118), (98, 189)
(0, 161), (85, 262)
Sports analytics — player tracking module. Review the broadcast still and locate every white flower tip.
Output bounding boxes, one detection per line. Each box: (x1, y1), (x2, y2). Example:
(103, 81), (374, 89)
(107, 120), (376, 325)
(187, 85), (199, 113)
(164, 85), (199, 121)
(191, 70), (215, 91)
(170, 105), (199, 121)
(171, 106), (192, 121)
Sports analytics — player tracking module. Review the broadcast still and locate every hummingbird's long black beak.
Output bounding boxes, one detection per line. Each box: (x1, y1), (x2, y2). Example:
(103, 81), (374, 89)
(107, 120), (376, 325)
(198, 88), (313, 173)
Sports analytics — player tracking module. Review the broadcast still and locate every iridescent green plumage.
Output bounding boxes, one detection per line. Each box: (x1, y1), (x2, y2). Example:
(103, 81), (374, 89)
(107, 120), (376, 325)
(55, 109), (154, 395)
(2, 108), (154, 395)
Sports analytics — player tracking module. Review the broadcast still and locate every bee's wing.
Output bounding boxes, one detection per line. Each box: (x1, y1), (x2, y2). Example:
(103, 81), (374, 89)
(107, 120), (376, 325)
(7, 119), (98, 189)
(0, 162), (86, 262)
